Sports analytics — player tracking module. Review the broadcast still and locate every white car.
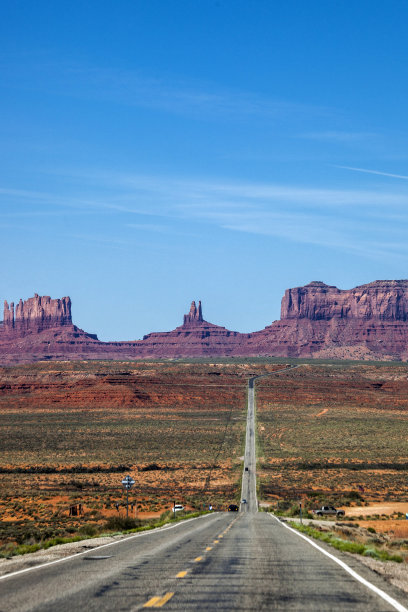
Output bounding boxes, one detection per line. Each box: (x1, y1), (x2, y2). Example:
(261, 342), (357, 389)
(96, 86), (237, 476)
(173, 504), (184, 512)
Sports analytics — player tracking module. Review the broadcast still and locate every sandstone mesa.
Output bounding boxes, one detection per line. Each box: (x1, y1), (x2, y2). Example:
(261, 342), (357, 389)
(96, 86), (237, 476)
(1, 281), (408, 363)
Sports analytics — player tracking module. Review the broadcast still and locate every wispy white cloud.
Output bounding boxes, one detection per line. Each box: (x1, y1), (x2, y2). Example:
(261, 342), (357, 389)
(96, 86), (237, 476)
(80, 67), (329, 120)
(3, 169), (408, 261)
(335, 165), (408, 180)
(2, 57), (331, 122)
(74, 170), (408, 208)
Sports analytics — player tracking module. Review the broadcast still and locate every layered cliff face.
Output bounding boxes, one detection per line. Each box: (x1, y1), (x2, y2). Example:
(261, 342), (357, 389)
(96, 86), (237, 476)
(1, 281), (408, 364)
(3, 294), (73, 336)
(251, 280), (408, 360)
(281, 280), (408, 321)
(0, 294), (99, 362)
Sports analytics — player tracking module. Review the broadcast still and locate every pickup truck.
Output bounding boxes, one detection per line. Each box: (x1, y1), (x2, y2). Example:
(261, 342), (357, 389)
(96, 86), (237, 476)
(312, 505), (345, 517)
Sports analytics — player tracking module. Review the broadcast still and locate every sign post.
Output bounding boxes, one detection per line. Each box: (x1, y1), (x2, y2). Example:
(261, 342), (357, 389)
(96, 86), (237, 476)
(121, 475), (135, 518)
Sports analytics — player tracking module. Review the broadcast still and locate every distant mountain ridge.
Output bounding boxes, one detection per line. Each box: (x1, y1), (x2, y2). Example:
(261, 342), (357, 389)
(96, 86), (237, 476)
(1, 281), (408, 363)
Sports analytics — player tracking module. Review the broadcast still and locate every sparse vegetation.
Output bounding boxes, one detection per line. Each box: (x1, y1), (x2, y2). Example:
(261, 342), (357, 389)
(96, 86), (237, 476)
(1, 359), (407, 560)
(0, 509), (209, 558)
(290, 522), (403, 563)
(256, 363), (408, 503)
(0, 360), (280, 551)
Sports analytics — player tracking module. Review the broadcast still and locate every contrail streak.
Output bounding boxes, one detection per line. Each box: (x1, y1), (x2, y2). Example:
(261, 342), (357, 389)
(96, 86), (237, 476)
(335, 165), (408, 180)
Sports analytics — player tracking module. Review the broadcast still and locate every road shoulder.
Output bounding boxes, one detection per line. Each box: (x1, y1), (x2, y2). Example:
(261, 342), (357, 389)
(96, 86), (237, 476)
(0, 512), (217, 579)
(273, 515), (408, 606)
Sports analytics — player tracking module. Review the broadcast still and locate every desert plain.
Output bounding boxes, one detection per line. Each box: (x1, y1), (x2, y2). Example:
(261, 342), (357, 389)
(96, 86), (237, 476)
(0, 358), (407, 561)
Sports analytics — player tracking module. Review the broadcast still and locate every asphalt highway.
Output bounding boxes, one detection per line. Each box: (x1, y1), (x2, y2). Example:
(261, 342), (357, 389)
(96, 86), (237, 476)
(0, 366), (407, 611)
(1, 511), (406, 611)
(240, 376), (257, 513)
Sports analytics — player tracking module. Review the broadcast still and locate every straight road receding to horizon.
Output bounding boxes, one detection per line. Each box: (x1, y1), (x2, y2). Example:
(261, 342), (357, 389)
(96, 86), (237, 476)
(0, 365), (407, 611)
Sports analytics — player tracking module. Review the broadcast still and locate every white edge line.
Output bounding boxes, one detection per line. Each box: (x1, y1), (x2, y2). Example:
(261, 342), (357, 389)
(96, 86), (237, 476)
(0, 512), (218, 582)
(269, 514), (408, 612)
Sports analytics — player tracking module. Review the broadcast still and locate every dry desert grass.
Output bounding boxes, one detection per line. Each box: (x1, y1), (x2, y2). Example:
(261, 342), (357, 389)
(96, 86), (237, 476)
(0, 360), (282, 554)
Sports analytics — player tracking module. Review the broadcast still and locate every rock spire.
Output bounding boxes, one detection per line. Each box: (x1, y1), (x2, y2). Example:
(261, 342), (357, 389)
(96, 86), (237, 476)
(183, 300), (203, 326)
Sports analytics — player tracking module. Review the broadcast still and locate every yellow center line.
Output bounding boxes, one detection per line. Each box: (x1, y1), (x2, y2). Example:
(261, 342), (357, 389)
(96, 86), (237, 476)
(218, 535), (223, 538)
(176, 570), (188, 578)
(143, 596), (161, 607)
(205, 546), (212, 551)
(155, 592), (174, 607)
(194, 556), (203, 562)
(143, 592), (175, 608)
(213, 539), (219, 543)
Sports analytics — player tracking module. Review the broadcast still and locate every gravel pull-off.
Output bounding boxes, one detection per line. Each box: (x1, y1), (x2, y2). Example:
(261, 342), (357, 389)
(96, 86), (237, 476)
(0, 533), (130, 578)
(349, 554), (408, 596)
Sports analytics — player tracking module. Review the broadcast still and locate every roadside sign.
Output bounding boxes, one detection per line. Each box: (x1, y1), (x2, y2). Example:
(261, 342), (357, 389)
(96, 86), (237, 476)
(122, 475), (135, 490)
(121, 475), (135, 518)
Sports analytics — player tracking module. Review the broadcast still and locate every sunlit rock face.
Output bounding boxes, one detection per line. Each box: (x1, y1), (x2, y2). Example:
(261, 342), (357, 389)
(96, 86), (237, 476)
(183, 300), (203, 326)
(3, 294), (72, 336)
(280, 280), (408, 321)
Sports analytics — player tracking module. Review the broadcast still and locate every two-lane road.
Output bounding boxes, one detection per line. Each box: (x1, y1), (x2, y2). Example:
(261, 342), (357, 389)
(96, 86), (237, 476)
(0, 365), (407, 611)
(240, 376), (257, 513)
(1, 511), (405, 611)
(240, 367), (297, 513)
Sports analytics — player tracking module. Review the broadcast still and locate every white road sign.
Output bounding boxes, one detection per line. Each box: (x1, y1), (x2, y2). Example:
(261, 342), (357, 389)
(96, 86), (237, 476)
(121, 475), (135, 489)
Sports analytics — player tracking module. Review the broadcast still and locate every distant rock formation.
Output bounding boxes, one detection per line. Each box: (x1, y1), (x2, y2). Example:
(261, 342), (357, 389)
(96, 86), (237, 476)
(140, 300), (244, 357)
(3, 294), (72, 337)
(183, 301), (203, 326)
(281, 280), (408, 321)
(1, 281), (408, 363)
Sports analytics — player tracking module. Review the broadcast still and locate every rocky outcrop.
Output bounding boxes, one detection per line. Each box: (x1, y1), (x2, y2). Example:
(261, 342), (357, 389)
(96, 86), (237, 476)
(183, 301), (203, 326)
(0, 294), (99, 362)
(139, 300), (245, 357)
(281, 280), (408, 321)
(1, 281), (408, 363)
(3, 294), (73, 336)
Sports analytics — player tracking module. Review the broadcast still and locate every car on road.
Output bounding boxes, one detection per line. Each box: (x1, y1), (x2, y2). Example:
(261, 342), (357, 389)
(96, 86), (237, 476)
(228, 504), (239, 512)
(312, 505), (345, 517)
(173, 504), (184, 512)
(241, 499), (247, 504)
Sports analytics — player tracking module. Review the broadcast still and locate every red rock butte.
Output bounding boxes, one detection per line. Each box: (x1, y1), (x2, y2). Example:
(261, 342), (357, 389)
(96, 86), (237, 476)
(1, 280), (408, 363)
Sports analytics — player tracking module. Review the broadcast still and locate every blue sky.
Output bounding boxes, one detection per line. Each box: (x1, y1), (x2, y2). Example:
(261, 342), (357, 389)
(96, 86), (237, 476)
(1, 1), (408, 340)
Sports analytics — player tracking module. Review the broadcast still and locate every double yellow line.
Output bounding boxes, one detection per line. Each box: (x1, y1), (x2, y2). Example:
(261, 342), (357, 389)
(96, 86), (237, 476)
(143, 516), (239, 607)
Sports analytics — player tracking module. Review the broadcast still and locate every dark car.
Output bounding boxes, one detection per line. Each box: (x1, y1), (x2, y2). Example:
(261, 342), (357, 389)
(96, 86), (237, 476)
(228, 504), (239, 512)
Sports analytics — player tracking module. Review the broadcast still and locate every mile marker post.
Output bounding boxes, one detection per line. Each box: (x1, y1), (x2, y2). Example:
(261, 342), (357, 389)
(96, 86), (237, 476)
(121, 475), (135, 518)
(299, 501), (302, 524)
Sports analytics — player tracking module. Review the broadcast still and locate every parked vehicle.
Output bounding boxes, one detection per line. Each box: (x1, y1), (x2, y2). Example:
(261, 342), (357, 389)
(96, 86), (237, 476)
(312, 505), (345, 517)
